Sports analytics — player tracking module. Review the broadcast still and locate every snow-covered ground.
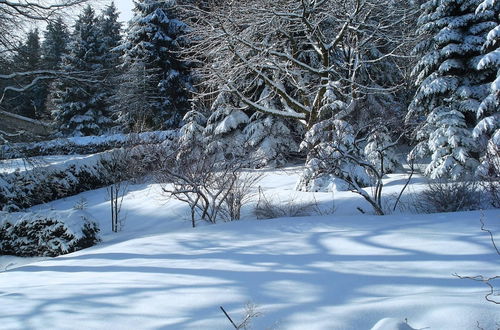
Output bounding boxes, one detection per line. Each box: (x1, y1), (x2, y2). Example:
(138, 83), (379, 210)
(0, 167), (499, 329)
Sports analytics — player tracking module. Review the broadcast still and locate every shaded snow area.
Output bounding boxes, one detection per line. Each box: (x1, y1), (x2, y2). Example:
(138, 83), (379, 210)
(0, 168), (499, 329)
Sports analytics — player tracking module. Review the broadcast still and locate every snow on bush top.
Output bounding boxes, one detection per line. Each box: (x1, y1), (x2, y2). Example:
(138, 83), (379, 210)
(0, 130), (177, 160)
(0, 209), (96, 236)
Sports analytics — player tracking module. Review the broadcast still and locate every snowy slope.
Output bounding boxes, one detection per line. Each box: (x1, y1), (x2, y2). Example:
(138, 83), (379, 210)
(0, 168), (499, 329)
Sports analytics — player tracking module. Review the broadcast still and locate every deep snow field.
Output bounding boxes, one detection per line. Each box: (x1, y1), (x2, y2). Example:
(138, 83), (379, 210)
(0, 165), (499, 329)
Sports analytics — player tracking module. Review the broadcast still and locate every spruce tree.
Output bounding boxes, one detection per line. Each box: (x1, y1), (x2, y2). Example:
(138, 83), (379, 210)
(98, 1), (122, 70)
(98, 1), (122, 127)
(117, 0), (192, 131)
(475, 0), (500, 176)
(51, 5), (112, 136)
(40, 17), (70, 119)
(408, 0), (496, 179)
(9, 29), (45, 118)
(42, 17), (69, 71)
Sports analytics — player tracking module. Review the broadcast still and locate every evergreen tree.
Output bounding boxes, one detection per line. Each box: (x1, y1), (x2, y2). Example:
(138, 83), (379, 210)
(116, 0), (192, 131)
(408, 0), (496, 179)
(98, 1), (122, 127)
(8, 29), (45, 118)
(204, 90), (249, 161)
(42, 17), (69, 71)
(40, 17), (70, 119)
(474, 0), (500, 176)
(98, 2), (122, 70)
(51, 5), (112, 136)
(177, 107), (207, 161)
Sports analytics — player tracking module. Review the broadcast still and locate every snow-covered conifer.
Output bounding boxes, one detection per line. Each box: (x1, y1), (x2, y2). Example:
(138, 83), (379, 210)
(177, 108), (207, 161)
(42, 17), (69, 71)
(364, 128), (399, 174)
(475, 0), (500, 176)
(204, 90), (249, 161)
(51, 5), (112, 136)
(98, 2), (122, 70)
(97, 2), (122, 129)
(117, 0), (192, 131)
(9, 29), (45, 118)
(408, 0), (496, 179)
(244, 112), (299, 168)
(297, 119), (371, 192)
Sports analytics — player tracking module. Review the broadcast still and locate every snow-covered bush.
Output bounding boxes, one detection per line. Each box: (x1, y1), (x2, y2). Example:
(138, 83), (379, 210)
(159, 147), (262, 226)
(297, 119), (372, 192)
(0, 130), (177, 160)
(0, 145), (166, 211)
(0, 159), (108, 212)
(204, 91), (249, 162)
(416, 180), (482, 213)
(476, 134), (500, 207)
(297, 119), (402, 215)
(244, 112), (300, 168)
(0, 210), (100, 257)
(254, 190), (320, 220)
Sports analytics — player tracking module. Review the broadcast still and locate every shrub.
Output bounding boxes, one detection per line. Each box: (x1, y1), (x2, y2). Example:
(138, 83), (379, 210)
(0, 130), (177, 160)
(254, 189), (320, 219)
(0, 144), (170, 212)
(0, 210), (100, 257)
(416, 179), (481, 213)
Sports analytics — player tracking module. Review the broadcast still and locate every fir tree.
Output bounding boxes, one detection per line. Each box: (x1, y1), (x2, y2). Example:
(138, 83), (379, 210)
(51, 5), (112, 136)
(117, 0), (192, 131)
(408, 0), (496, 179)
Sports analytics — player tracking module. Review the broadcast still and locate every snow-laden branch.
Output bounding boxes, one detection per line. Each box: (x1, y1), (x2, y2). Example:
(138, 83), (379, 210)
(0, 70), (103, 105)
(182, 0), (416, 126)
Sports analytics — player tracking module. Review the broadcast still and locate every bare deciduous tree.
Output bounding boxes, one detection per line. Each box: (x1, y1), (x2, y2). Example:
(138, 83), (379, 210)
(100, 148), (131, 233)
(181, 0), (417, 128)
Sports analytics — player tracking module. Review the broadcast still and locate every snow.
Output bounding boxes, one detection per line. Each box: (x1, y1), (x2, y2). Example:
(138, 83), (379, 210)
(0, 167), (499, 329)
(0, 130), (177, 160)
(0, 154), (92, 174)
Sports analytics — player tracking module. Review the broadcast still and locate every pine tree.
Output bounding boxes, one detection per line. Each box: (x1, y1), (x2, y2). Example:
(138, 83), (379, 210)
(51, 5), (112, 136)
(297, 119), (372, 192)
(474, 0), (500, 177)
(408, 0), (496, 179)
(117, 0), (192, 131)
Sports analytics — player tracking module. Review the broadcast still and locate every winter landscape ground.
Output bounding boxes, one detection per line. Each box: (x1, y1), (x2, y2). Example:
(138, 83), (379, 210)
(1, 164), (499, 330)
(1, 0), (500, 329)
